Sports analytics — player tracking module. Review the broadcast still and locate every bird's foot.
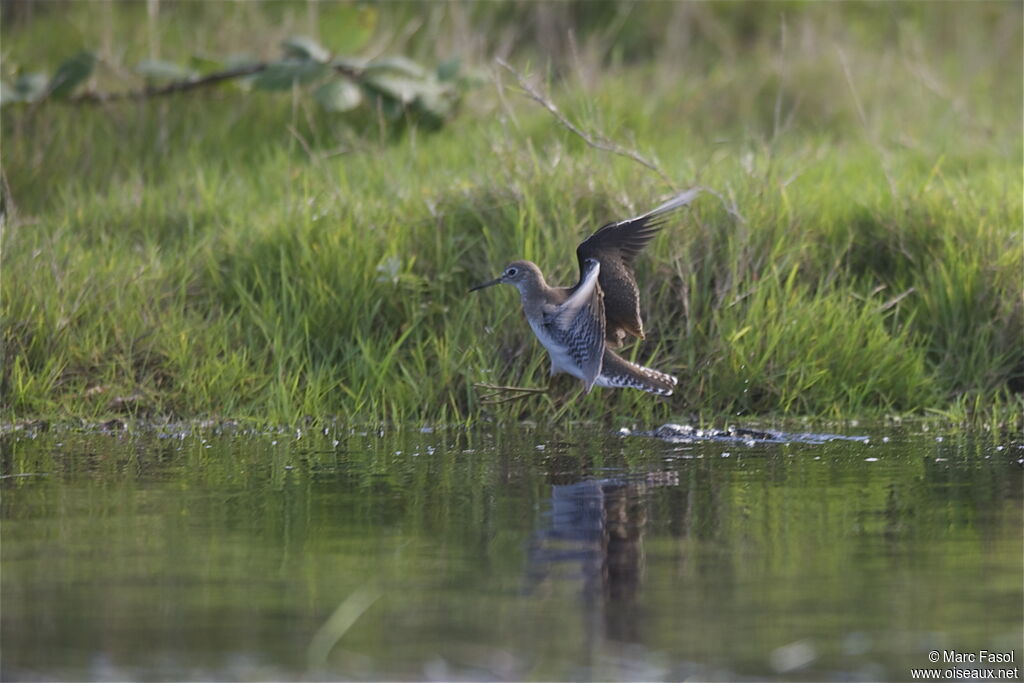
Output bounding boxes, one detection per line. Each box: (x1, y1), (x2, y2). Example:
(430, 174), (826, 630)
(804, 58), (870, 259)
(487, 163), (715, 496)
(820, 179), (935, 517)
(474, 382), (548, 404)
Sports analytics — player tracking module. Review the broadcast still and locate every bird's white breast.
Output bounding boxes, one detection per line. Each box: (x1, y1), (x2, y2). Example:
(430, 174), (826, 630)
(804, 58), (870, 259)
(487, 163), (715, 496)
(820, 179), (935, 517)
(527, 317), (586, 381)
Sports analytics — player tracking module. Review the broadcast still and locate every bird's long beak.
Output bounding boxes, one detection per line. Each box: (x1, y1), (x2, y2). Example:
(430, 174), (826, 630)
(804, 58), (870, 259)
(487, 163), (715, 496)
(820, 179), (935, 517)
(469, 276), (502, 293)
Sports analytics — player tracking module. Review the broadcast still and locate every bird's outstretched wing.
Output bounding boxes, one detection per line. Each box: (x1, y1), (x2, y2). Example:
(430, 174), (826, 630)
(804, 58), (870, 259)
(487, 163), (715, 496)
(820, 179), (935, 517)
(575, 189), (698, 345)
(544, 258), (605, 392)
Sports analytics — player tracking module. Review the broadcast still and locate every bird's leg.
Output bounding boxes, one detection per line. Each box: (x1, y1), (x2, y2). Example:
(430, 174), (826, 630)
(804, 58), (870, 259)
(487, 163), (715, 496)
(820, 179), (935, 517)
(474, 381), (549, 405)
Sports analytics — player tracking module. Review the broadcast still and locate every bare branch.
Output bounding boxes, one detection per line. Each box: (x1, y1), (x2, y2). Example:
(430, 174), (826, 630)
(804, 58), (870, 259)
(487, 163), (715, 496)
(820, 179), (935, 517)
(495, 57), (746, 224)
(875, 287), (916, 314)
(496, 57), (676, 188)
(695, 184), (746, 225)
(60, 61), (363, 105)
(71, 63), (268, 103)
(837, 47), (898, 199)
(473, 382), (548, 404)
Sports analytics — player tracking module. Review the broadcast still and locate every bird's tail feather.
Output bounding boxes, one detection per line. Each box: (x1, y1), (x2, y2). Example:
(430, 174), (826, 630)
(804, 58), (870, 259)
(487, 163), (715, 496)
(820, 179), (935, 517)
(597, 350), (678, 396)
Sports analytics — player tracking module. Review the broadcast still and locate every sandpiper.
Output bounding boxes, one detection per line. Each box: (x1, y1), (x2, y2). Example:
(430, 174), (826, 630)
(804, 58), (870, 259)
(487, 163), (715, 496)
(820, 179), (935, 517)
(470, 189), (697, 396)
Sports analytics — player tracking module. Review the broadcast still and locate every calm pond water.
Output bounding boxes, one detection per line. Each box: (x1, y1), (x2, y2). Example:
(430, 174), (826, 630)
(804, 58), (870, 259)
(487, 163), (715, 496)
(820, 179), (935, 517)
(2, 422), (1021, 681)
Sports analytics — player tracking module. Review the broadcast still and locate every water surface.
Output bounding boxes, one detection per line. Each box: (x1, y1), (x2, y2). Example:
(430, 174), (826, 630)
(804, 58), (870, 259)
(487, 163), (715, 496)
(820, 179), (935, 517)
(2, 423), (1021, 681)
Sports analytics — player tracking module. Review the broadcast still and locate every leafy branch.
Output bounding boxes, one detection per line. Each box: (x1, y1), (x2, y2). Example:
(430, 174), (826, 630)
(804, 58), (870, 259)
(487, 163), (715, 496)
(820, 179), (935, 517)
(3, 36), (475, 127)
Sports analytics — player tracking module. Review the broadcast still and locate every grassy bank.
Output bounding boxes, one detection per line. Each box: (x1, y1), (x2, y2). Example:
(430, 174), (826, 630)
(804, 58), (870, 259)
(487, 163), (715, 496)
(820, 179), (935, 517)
(2, 2), (1021, 425)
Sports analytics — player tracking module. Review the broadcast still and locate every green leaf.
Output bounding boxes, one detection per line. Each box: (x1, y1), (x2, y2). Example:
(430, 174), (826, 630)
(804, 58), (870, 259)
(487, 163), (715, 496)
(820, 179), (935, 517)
(10, 73), (48, 103)
(436, 57), (461, 82)
(362, 72), (423, 104)
(363, 56), (428, 79)
(48, 51), (96, 98)
(362, 68), (458, 125)
(136, 59), (196, 83)
(314, 79), (362, 112)
(282, 36), (331, 63)
(413, 83), (456, 121)
(251, 59), (328, 90)
(410, 79), (458, 128)
(378, 95), (404, 121)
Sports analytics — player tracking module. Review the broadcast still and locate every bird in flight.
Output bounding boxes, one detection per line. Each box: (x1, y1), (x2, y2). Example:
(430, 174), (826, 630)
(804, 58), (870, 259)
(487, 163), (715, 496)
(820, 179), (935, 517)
(470, 189), (698, 396)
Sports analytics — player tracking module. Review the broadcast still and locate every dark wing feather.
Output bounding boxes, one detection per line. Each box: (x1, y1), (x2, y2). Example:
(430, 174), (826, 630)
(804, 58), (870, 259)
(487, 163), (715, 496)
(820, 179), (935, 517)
(575, 189), (700, 268)
(574, 190), (698, 344)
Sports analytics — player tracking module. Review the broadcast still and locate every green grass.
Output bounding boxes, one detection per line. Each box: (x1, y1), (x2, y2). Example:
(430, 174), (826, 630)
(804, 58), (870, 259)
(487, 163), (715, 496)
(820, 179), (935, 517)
(2, 2), (1021, 426)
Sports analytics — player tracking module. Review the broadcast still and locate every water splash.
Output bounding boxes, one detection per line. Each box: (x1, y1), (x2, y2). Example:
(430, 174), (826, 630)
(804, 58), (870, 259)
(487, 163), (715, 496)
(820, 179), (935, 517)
(638, 423), (871, 445)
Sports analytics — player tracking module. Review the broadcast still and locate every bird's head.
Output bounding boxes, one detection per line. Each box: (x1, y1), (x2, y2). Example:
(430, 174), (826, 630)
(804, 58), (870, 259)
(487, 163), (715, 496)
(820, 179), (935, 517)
(469, 260), (543, 293)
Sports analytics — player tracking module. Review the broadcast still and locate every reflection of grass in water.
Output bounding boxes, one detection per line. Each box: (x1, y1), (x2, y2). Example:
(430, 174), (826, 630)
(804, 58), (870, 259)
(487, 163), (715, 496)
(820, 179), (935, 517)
(2, 3), (1021, 424)
(308, 585), (381, 671)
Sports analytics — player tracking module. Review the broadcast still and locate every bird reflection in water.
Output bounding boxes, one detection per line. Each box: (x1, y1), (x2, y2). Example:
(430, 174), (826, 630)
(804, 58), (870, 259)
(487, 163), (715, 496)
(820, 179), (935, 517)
(525, 470), (678, 644)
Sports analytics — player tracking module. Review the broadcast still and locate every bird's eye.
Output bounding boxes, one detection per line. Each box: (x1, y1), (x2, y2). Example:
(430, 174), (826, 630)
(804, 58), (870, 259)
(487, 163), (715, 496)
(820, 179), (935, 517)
(506, 267), (518, 277)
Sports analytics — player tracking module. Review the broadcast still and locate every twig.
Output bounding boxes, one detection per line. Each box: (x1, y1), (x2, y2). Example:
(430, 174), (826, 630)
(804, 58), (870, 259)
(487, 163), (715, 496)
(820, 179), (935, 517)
(474, 383), (547, 393)
(495, 57), (746, 224)
(286, 124), (317, 161)
(60, 61), (363, 105)
(695, 184), (746, 225)
(496, 57), (676, 188)
(480, 394), (538, 405)
(71, 63), (268, 103)
(837, 47), (898, 199)
(474, 382), (548, 404)
(875, 287), (916, 314)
